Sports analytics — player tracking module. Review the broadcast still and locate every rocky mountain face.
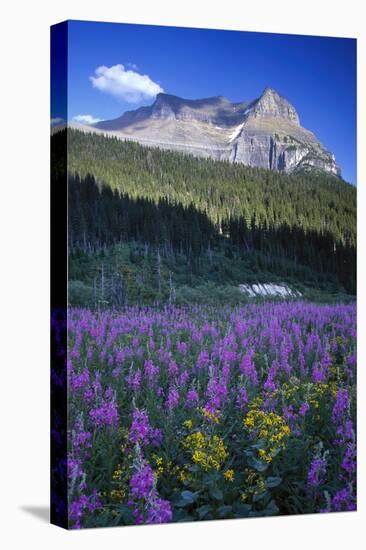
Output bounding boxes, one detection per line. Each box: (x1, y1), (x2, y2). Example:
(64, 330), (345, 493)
(90, 87), (340, 176)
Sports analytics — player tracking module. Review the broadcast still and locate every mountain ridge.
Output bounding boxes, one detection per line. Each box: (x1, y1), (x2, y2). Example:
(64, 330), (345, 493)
(73, 87), (341, 177)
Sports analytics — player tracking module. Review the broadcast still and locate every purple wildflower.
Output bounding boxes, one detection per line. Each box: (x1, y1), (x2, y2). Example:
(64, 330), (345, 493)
(331, 488), (356, 512)
(282, 404), (296, 423)
(206, 377), (228, 409)
(112, 366), (122, 378)
(176, 341), (188, 354)
(67, 458), (85, 489)
(312, 362), (326, 384)
(341, 443), (356, 476)
(335, 419), (354, 445)
(186, 388), (199, 406)
(149, 427), (163, 447)
(144, 359), (160, 382)
(240, 349), (258, 385)
(146, 495), (173, 524)
(89, 398), (118, 428)
(168, 360), (178, 377)
(263, 376), (277, 393)
(129, 464), (154, 499)
(332, 389), (349, 424)
(299, 402), (310, 416)
(70, 368), (90, 392)
(179, 369), (189, 386)
(307, 455), (327, 487)
(69, 490), (101, 529)
(166, 386), (180, 411)
(235, 385), (248, 410)
(196, 350), (210, 370)
(129, 409), (151, 445)
(125, 369), (142, 392)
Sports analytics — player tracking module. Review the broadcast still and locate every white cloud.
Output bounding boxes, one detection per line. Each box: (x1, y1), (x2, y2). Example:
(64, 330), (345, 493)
(50, 117), (64, 127)
(90, 64), (164, 103)
(73, 114), (102, 125)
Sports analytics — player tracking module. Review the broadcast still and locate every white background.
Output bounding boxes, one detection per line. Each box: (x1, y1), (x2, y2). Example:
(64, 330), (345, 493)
(0, 0), (364, 548)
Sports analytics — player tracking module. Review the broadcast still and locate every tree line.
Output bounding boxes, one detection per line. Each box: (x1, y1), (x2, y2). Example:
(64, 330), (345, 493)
(66, 128), (356, 248)
(68, 173), (356, 293)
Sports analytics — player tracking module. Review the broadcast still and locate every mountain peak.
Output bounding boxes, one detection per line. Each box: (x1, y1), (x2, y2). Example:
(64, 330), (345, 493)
(154, 92), (178, 103)
(262, 86), (278, 96)
(94, 88), (339, 176)
(152, 93), (186, 120)
(250, 87), (300, 124)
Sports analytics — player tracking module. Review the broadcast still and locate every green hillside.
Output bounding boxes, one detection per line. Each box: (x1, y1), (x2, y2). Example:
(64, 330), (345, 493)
(52, 129), (357, 306)
(67, 129), (356, 245)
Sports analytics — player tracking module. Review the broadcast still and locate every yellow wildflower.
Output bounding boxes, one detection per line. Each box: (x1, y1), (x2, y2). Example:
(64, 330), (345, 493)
(244, 409), (290, 462)
(152, 455), (165, 476)
(112, 464), (123, 481)
(224, 469), (235, 482)
(183, 431), (228, 471)
(110, 488), (126, 501)
(201, 407), (220, 424)
(258, 448), (272, 463)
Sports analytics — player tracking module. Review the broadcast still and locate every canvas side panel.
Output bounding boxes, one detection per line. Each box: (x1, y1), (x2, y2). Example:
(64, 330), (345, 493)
(50, 21), (68, 529)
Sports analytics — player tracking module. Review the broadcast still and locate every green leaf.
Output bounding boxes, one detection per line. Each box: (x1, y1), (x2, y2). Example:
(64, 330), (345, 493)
(209, 486), (223, 501)
(115, 505), (134, 523)
(181, 490), (199, 502)
(175, 490), (200, 507)
(233, 503), (251, 517)
(265, 476), (282, 489)
(196, 504), (212, 519)
(218, 505), (233, 517)
(251, 439), (267, 449)
(262, 499), (280, 516)
(253, 490), (268, 503)
(247, 456), (269, 472)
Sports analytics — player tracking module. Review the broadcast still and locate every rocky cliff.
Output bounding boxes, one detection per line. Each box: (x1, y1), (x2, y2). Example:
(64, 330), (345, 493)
(90, 87), (340, 176)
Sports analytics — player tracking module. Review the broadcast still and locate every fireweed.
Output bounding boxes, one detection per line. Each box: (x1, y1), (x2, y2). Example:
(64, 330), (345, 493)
(66, 302), (356, 527)
(127, 447), (173, 524)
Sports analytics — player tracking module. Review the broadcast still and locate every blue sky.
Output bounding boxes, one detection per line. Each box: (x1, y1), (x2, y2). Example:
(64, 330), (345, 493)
(53, 20), (356, 183)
